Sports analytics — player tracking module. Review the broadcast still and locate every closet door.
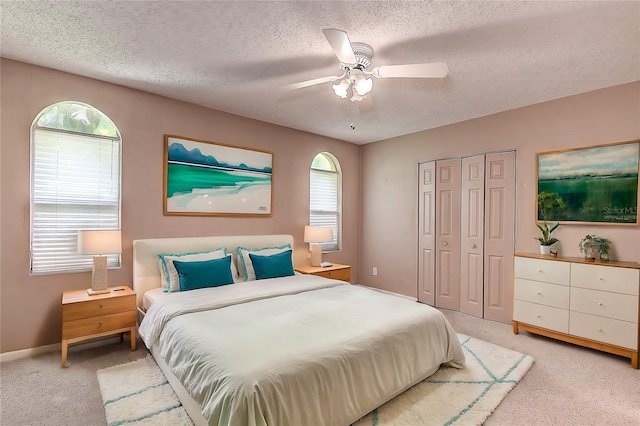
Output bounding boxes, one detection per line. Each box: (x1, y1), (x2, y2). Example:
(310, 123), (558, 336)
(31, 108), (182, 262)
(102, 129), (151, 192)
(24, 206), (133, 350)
(484, 151), (516, 323)
(417, 161), (436, 305)
(435, 159), (461, 310)
(460, 155), (485, 318)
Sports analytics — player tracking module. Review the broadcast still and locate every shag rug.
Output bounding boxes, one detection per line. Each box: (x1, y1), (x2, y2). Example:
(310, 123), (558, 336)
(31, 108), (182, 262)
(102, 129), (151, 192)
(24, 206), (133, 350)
(97, 334), (533, 426)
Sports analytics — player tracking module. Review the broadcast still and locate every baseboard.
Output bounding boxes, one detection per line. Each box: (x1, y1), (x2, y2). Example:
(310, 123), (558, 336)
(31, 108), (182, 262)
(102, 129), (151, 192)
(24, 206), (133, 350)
(354, 284), (418, 301)
(0, 335), (122, 363)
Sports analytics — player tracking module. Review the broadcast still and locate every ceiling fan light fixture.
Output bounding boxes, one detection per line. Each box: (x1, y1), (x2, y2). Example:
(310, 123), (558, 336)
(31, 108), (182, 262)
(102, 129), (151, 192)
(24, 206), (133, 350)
(332, 78), (350, 98)
(353, 75), (373, 96)
(349, 92), (368, 102)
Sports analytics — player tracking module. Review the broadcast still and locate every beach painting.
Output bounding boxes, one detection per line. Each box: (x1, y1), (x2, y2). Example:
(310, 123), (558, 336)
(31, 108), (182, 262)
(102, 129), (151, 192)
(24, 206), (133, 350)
(164, 135), (273, 216)
(536, 141), (639, 224)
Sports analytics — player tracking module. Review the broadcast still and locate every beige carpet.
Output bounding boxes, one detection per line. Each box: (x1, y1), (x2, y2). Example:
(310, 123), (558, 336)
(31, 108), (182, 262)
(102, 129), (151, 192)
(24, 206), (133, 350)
(96, 334), (533, 426)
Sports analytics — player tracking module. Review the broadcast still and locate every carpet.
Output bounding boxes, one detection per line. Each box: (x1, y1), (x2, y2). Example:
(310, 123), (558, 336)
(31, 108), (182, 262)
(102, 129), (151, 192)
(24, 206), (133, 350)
(97, 334), (533, 426)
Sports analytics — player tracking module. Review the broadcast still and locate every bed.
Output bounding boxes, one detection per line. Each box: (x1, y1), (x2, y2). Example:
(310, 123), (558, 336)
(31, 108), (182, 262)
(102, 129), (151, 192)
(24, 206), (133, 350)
(134, 234), (465, 426)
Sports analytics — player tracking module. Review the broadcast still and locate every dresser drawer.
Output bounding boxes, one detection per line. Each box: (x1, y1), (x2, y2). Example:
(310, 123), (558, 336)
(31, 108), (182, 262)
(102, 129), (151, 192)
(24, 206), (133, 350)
(570, 311), (638, 350)
(514, 278), (570, 309)
(513, 299), (569, 334)
(570, 287), (638, 323)
(313, 268), (351, 282)
(63, 294), (136, 321)
(62, 311), (136, 340)
(571, 263), (639, 295)
(514, 257), (570, 285)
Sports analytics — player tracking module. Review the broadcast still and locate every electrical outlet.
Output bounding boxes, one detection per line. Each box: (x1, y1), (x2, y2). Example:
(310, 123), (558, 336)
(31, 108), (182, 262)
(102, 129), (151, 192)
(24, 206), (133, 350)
(372, 267), (378, 276)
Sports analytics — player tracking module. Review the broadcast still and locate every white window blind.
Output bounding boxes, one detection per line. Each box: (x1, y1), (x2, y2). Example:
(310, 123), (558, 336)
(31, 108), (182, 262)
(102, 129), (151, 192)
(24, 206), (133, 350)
(310, 155), (341, 251)
(31, 128), (121, 274)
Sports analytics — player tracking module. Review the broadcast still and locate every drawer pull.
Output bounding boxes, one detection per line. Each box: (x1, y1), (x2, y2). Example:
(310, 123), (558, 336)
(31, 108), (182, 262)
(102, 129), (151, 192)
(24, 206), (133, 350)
(470, 243), (476, 249)
(442, 241), (448, 246)
(598, 328), (603, 332)
(598, 302), (603, 306)
(98, 322), (103, 328)
(536, 315), (541, 318)
(99, 304), (103, 309)
(598, 277), (603, 281)
(537, 291), (541, 295)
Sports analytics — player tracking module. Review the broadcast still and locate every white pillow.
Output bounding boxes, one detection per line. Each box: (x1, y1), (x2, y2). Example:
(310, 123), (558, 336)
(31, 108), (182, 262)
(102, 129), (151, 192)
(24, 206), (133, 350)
(236, 244), (292, 282)
(228, 253), (241, 284)
(158, 248), (227, 292)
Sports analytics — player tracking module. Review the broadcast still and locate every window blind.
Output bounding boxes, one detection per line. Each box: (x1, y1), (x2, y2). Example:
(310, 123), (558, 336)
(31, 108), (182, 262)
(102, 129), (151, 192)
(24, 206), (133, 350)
(310, 167), (339, 251)
(31, 128), (121, 274)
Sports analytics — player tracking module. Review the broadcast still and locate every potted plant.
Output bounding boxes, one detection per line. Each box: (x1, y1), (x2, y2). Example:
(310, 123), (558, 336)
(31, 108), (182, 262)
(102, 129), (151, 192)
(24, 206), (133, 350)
(579, 234), (611, 261)
(598, 237), (611, 261)
(535, 192), (564, 255)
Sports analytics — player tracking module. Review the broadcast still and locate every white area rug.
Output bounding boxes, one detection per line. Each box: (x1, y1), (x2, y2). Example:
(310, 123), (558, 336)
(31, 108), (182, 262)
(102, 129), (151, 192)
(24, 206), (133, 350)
(354, 334), (534, 425)
(97, 334), (533, 426)
(97, 355), (193, 426)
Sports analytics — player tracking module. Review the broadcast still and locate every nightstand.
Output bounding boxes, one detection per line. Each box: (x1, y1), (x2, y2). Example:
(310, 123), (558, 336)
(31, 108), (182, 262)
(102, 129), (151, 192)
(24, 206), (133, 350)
(295, 263), (351, 282)
(61, 286), (137, 368)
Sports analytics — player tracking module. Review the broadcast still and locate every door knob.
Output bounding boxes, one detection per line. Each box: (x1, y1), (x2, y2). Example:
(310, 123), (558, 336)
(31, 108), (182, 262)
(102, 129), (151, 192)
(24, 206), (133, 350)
(442, 241), (448, 246)
(470, 243), (476, 249)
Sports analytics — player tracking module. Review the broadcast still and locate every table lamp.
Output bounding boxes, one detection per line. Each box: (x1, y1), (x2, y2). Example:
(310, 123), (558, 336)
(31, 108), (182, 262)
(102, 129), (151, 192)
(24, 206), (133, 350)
(304, 226), (333, 267)
(78, 229), (122, 295)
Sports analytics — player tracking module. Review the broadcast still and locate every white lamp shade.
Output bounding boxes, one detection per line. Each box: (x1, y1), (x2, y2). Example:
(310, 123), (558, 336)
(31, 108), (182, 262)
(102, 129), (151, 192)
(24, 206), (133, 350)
(304, 226), (333, 243)
(78, 230), (122, 255)
(353, 75), (373, 95)
(332, 79), (350, 98)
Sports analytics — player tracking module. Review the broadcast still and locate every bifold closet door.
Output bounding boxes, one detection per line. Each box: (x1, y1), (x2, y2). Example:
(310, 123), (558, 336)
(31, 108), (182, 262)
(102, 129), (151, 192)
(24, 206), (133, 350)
(435, 159), (461, 310)
(417, 161), (436, 305)
(418, 152), (514, 322)
(483, 151), (515, 323)
(460, 155), (485, 318)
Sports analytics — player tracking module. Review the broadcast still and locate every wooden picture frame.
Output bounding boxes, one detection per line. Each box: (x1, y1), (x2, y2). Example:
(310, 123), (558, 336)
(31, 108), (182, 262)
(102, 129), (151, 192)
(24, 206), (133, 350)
(164, 135), (273, 216)
(536, 140), (639, 225)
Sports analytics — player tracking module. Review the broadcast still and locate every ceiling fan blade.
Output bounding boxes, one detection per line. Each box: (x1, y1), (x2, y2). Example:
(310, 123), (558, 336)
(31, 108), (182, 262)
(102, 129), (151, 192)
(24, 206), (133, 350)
(372, 63), (449, 79)
(322, 28), (357, 64)
(279, 74), (344, 91)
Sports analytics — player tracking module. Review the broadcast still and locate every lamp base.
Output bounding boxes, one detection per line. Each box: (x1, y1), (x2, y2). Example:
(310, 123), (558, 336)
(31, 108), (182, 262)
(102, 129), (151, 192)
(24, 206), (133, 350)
(88, 255), (109, 296)
(87, 288), (111, 296)
(309, 243), (323, 267)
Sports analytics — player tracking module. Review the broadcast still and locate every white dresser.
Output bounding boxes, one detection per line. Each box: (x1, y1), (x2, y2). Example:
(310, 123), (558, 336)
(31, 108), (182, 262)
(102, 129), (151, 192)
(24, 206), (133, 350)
(513, 253), (639, 368)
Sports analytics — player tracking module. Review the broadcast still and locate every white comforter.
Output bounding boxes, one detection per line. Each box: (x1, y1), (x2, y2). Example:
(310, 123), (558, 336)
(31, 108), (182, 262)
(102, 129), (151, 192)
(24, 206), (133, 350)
(139, 275), (465, 426)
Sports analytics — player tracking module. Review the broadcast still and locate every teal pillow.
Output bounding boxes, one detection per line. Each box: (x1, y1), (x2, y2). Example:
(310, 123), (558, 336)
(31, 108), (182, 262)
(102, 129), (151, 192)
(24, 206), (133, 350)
(236, 244), (292, 281)
(173, 256), (234, 291)
(249, 249), (295, 280)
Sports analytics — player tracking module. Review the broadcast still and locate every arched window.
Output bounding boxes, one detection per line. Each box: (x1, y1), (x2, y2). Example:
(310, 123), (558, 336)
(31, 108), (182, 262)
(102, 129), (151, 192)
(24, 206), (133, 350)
(309, 152), (341, 251)
(30, 102), (122, 275)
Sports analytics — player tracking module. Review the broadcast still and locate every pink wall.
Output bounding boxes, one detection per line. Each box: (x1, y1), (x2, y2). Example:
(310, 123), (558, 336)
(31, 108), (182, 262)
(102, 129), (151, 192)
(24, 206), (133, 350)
(2, 57), (638, 353)
(359, 82), (640, 297)
(0, 59), (361, 353)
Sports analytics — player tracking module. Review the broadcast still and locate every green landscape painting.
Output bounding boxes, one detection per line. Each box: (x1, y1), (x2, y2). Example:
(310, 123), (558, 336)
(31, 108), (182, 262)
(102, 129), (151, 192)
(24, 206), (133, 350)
(164, 136), (273, 216)
(537, 142), (639, 224)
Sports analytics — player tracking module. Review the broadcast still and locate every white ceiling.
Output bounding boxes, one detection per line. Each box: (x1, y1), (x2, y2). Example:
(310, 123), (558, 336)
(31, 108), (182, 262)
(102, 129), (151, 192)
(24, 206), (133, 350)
(1, 1), (639, 144)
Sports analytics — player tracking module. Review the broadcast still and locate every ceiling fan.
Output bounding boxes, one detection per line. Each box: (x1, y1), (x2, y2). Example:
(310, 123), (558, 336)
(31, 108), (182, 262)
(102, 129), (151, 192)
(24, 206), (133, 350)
(281, 28), (449, 102)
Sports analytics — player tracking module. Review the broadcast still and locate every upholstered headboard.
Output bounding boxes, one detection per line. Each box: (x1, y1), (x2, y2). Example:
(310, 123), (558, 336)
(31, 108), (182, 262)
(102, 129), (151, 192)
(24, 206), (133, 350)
(132, 234), (294, 308)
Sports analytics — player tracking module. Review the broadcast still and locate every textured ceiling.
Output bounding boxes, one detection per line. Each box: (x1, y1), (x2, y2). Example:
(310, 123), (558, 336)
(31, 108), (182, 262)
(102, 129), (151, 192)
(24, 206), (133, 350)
(1, 1), (639, 144)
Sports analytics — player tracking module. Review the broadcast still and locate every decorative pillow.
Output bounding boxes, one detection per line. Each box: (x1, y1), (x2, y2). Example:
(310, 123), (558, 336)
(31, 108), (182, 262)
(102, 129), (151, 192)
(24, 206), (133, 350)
(229, 254), (241, 284)
(173, 256), (234, 291)
(158, 248), (227, 292)
(236, 244), (292, 282)
(249, 250), (295, 280)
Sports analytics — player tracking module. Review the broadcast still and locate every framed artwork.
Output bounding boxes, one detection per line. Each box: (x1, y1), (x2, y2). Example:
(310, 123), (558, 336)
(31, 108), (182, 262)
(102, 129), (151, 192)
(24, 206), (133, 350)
(164, 135), (273, 216)
(536, 140), (639, 225)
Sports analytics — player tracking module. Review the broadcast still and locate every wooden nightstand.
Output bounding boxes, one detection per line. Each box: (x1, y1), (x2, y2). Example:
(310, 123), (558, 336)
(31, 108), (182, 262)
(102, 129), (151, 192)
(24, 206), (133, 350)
(295, 263), (351, 282)
(61, 285), (137, 368)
